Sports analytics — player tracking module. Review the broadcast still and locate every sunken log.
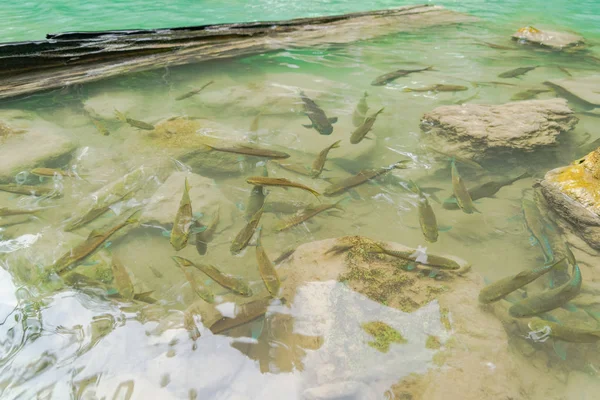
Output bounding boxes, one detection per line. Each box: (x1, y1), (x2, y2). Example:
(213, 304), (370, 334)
(0, 4), (476, 101)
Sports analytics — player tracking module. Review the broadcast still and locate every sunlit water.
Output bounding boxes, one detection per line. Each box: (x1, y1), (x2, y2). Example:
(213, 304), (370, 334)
(1, 2), (600, 400)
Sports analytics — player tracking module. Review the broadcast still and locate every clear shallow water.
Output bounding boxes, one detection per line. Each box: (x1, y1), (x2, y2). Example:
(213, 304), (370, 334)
(1, 2), (600, 400)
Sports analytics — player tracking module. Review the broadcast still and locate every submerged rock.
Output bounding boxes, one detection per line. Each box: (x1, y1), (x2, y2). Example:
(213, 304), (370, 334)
(511, 26), (584, 50)
(420, 98), (578, 161)
(540, 147), (600, 249)
(545, 75), (600, 107)
(0, 120), (76, 182)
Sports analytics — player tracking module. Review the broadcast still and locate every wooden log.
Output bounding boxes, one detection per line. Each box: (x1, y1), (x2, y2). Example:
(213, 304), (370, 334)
(0, 5), (476, 101)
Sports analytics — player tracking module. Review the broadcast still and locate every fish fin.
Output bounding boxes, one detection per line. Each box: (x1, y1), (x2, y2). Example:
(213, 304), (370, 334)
(438, 225), (452, 232)
(328, 117), (338, 124)
(363, 136), (374, 141)
(126, 209), (143, 224)
(444, 197), (458, 204)
(302, 123), (314, 129)
(331, 140), (342, 149)
(403, 88), (413, 92)
(553, 340), (568, 361)
(113, 109), (126, 122)
(250, 318), (265, 339)
(87, 229), (103, 239)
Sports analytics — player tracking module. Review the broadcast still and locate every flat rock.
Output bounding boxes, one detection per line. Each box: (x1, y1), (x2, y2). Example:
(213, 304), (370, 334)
(540, 147), (600, 249)
(546, 75), (600, 107)
(420, 98), (578, 161)
(0, 120), (77, 182)
(511, 26), (584, 50)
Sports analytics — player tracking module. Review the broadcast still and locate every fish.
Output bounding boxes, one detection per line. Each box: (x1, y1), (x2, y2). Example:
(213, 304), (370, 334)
(522, 199), (554, 264)
(114, 110), (154, 130)
(404, 84), (468, 93)
(443, 172), (530, 210)
(182, 258), (251, 297)
(245, 177), (320, 198)
(65, 190), (136, 232)
(204, 143), (290, 159)
(350, 108), (384, 144)
(30, 168), (77, 178)
(472, 81), (518, 87)
(273, 248), (295, 264)
(299, 91), (338, 135)
(132, 291), (157, 304)
(111, 256), (134, 300)
(255, 227), (280, 296)
(450, 159), (479, 214)
(52, 210), (142, 276)
(352, 92), (369, 127)
(528, 318), (600, 343)
(323, 161), (409, 197)
(275, 199), (345, 232)
(245, 185), (266, 222)
(510, 89), (551, 101)
(195, 206), (220, 255)
(210, 296), (275, 334)
(557, 66), (572, 77)
(478, 258), (566, 303)
(171, 256), (214, 303)
(311, 140), (341, 177)
(509, 263), (582, 317)
(371, 243), (462, 270)
(230, 207), (263, 255)
(371, 66), (434, 86)
(408, 181), (438, 243)
(264, 201), (310, 214)
(0, 207), (43, 217)
(90, 117), (110, 136)
(270, 161), (313, 176)
(175, 80), (214, 101)
(429, 148), (486, 171)
(170, 178), (193, 251)
(498, 66), (537, 79)
(0, 183), (54, 197)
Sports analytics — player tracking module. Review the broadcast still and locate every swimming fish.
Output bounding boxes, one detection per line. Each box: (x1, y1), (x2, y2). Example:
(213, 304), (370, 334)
(204, 143), (290, 159)
(175, 80), (214, 101)
(323, 161), (409, 197)
(371, 243), (462, 270)
(114, 110), (155, 130)
(65, 190), (136, 232)
(478, 258), (565, 304)
(274, 199), (345, 232)
(195, 206), (219, 255)
(0, 184), (54, 197)
(53, 210), (142, 275)
(498, 66), (537, 79)
(111, 256), (134, 300)
(31, 168), (77, 178)
(171, 256), (214, 303)
(311, 140), (341, 177)
(509, 263), (582, 318)
(443, 172), (529, 210)
(0, 207), (43, 217)
(429, 148), (485, 171)
(409, 181), (438, 243)
(522, 199), (554, 264)
(371, 66), (434, 86)
(246, 177), (320, 198)
(352, 92), (369, 127)
(450, 159), (479, 214)
(510, 89), (551, 101)
(404, 84), (468, 93)
(210, 296), (275, 334)
(300, 91), (338, 135)
(350, 108), (384, 144)
(255, 227), (280, 297)
(270, 161), (313, 177)
(170, 178), (193, 251)
(230, 207), (263, 255)
(90, 118), (110, 136)
(183, 258), (251, 297)
(273, 248), (296, 264)
(528, 318), (600, 343)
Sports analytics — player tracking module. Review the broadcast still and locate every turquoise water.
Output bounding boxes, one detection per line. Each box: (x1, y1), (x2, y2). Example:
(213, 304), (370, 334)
(2, 2), (600, 400)
(3, 0), (600, 42)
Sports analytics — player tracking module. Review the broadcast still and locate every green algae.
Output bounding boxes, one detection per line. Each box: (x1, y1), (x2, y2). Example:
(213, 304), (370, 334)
(426, 335), (442, 350)
(362, 321), (407, 353)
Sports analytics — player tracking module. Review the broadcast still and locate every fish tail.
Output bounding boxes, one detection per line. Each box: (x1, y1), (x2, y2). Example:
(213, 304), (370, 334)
(376, 107), (385, 115)
(126, 209), (143, 224)
(425, 66), (435, 71)
(114, 109), (126, 122)
(184, 177), (190, 193)
(331, 140), (342, 149)
(406, 180), (421, 195)
(402, 88), (413, 92)
(392, 160), (410, 169)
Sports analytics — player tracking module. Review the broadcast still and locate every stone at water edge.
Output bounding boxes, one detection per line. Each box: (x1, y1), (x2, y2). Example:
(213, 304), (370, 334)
(511, 26), (584, 50)
(540, 147), (600, 250)
(420, 98), (578, 162)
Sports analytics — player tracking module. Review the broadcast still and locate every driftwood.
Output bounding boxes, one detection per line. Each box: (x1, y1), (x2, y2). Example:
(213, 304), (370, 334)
(0, 4), (476, 101)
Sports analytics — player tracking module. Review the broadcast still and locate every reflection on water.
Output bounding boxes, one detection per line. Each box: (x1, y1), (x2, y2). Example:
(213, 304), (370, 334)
(1, 11), (600, 400)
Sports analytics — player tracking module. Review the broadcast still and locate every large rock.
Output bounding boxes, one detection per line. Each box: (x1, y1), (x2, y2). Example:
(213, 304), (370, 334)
(420, 98), (578, 161)
(0, 120), (77, 182)
(545, 75), (600, 107)
(511, 26), (584, 50)
(540, 147), (600, 249)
